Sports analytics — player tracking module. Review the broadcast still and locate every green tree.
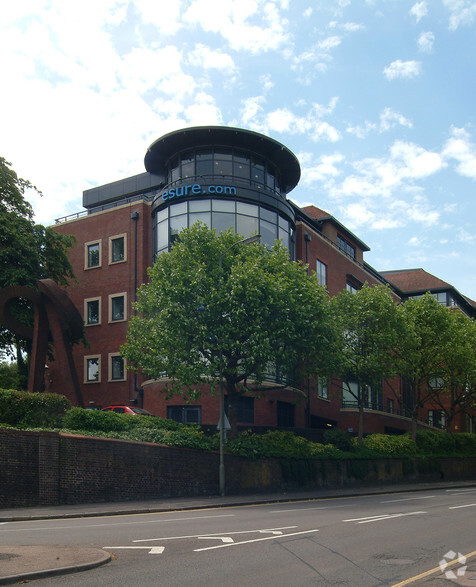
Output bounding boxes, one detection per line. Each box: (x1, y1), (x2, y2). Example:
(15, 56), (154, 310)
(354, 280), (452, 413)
(122, 223), (335, 437)
(409, 305), (476, 433)
(330, 284), (403, 443)
(395, 293), (473, 440)
(0, 157), (75, 381)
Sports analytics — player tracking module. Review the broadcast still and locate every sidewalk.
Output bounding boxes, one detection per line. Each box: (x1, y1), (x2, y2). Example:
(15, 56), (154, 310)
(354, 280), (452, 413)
(1, 480), (475, 585)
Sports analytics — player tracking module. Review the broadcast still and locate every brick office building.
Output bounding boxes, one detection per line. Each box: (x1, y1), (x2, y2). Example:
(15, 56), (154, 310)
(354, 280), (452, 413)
(51, 126), (476, 435)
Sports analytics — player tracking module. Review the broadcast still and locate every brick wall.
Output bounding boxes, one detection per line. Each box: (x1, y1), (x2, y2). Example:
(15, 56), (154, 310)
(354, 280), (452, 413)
(1, 428), (475, 509)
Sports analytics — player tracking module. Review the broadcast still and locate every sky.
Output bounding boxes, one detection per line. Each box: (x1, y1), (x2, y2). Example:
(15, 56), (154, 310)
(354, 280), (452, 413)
(1, 0), (475, 299)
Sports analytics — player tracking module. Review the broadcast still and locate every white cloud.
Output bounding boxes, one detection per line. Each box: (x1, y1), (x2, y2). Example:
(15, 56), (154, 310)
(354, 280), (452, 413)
(408, 236), (424, 246)
(410, 1), (428, 22)
(417, 31), (435, 53)
(184, 93), (224, 125)
(346, 108), (412, 138)
(299, 152), (344, 185)
(443, 0), (476, 30)
(188, 44), (236, 72)
(183, 0), (291, 54)
(383, 60), (422, 80)
(442, 127), (476, 178)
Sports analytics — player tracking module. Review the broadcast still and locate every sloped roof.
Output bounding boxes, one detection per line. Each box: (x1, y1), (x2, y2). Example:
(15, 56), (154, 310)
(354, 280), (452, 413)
(301, 205), (332, 220)
(380, 268), (452, 293)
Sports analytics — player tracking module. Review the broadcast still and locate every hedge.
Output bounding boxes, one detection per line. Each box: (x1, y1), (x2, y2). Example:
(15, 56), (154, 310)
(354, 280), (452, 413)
(0, 388), (70, 428)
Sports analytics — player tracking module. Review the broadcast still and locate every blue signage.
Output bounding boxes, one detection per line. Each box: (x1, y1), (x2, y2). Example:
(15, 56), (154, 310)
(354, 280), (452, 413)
(161, 184), (237, 201)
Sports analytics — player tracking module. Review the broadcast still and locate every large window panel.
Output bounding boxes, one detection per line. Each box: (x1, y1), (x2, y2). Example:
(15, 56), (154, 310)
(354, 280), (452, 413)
(212, 212), (235, 233)
(237, 214), (259, 237)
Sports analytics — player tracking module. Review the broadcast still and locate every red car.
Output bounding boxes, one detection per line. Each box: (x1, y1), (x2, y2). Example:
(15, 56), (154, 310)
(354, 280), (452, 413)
(101, 405), (153, 415)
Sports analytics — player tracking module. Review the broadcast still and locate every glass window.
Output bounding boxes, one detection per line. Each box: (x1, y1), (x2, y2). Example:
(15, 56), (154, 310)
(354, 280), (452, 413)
(110, 354), (125, 381)
(337, 235), (356, 259)
(316, 259), (327, 286)
(189, 211), (211, 228)
(170, 202), (187, 216)
(85, 298), (100, 325)
(318, 377), (328, 399)
(260, 207), (277, 224)
(212, 212), (235, 233)
(237, 202), (258, 217)
(156, 219), (168, 252)
(260, 219), (277, 248)
(225, 396), (254, 424)
(85, 356), (100, 383)
(251, 157), (265, 185)
(189, 199), (211, 212)
(109, 235), (126, 264)
(167, 406), (202, 425)
(196, 159), (213, 176)
(214, 159), (232, 176)
(277, 401), (294, 427)
(279, 227), (289, 249)
(170, 214), (187, 245)
(237, 214), (259, 237)
(110, 294), (126, 322)
(346, 282), (359, 294)
(85, 241), (101, 269)
(212, 199), (235, 212)
(233, 161), (250, 179)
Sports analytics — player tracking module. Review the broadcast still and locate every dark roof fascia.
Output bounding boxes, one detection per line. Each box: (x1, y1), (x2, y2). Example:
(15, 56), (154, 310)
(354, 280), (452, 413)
(398, 287), (475, 318)
(144, 126), (301, 193)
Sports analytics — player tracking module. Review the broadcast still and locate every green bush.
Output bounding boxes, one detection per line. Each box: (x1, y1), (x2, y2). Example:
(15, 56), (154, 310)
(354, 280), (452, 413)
(63, 407), (133, 432)
(225, 430), (340, 460)
(357, 433), (418, 457)
(415, 429), (456, 456)
(322, 428), (354, 452)
(0, 388), (70, 428)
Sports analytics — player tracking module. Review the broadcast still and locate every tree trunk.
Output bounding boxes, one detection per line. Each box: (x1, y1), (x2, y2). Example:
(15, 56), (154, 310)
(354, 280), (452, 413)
(357, 402), (364, 444)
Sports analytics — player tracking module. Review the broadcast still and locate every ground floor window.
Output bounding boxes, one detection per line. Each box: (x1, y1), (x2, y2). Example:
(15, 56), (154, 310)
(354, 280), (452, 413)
(428, 409), (446, 429)
(277, 401), (295, 427)
(167, 406), (202, 425)
(225, 396), (254, 424)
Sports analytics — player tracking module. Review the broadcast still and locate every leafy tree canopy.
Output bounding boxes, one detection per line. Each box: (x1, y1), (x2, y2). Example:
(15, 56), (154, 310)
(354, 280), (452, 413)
(0, 157), (75, 362)
(330, 284), (404, 442)
(122, 223), (336, 435)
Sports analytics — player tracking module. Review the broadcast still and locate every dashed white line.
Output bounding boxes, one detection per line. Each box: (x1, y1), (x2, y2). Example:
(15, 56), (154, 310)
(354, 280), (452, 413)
(449, 503), (476, 509)
(343, 511), (426, 524)
(380, 496), (434, 503)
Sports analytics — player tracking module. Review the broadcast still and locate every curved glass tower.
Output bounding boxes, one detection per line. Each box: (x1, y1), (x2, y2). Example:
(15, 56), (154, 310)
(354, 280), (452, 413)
(145, 126), (301, 258)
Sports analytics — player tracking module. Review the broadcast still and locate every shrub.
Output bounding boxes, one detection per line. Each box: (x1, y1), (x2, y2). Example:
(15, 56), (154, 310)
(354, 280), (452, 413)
(322, 428), (354, 452)
(62, 407), (133, 432)
(0, 388), (70, 428)
(415, 430), (456, 456)
(358, 433), (418, 457)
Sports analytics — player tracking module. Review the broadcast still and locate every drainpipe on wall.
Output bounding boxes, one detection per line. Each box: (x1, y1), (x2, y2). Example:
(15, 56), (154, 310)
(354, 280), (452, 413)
(130, 210), (144, 408)
(304, 232), (311, 275)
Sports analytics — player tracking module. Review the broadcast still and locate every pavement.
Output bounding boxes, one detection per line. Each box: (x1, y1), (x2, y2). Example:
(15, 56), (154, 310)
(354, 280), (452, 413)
(1, 480), (476, 585)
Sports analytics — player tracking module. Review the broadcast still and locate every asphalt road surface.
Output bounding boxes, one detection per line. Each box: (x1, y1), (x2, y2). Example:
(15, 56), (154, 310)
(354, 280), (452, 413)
(1, 486), (476, 586)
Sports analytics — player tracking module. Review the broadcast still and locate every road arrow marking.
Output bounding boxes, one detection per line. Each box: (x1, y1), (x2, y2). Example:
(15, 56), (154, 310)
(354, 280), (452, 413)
(103, 546), (165, 554)
(194, 529), (319, 552)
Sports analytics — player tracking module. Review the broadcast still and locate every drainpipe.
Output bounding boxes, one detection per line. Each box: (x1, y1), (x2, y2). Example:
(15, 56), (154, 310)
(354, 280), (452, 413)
(304, 232), (311, 275)
(130, 210), (144, 408)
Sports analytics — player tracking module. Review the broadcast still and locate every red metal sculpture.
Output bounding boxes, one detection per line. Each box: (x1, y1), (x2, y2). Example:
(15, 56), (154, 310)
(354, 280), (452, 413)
(0, 279), (84, 406)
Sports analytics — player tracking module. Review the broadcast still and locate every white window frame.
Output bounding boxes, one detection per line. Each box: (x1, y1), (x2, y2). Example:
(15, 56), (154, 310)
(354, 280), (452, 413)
(108, 292), (127, 323)
(84, 239), (102, 270)
(84, 296), (101, 326)
(84, 355), (101, 383)
(108, 352), (127, 382)
(316, 259), (327, 287)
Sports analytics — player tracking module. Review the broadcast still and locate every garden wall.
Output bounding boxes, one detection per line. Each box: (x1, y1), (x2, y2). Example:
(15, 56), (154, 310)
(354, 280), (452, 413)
(1, 428), (476, 508)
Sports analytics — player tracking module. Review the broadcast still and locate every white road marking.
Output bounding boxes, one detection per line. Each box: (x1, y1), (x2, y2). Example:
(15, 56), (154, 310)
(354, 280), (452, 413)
(194, 529), (319, 552)
(380, 496), (435, 503)
(2, 514), (235, 533)
(103, 546), (165, 554)
(133, 526), (296, 543)
(449, 503), (476, 509)
(270, 507), (328, 513)
(343, 511), (426, 524)
(197, 536), (234, 543)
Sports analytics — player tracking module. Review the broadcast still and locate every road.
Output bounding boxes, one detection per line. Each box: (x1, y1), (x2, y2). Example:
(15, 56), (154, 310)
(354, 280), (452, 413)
(1, 486), (475, 586)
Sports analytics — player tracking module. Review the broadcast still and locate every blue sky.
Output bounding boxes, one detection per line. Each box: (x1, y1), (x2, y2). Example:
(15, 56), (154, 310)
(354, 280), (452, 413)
(1, 0), (475, 299)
